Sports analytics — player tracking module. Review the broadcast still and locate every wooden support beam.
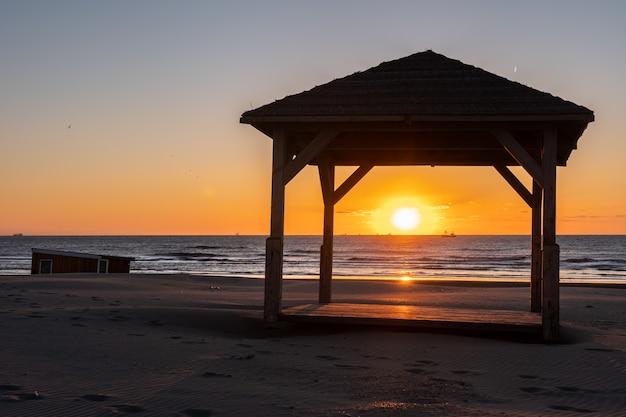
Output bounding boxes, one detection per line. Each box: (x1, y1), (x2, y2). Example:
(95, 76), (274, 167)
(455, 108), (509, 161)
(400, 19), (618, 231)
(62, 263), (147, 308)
(317, 163), (373, 304)
(494, 165), (532, 207)
(265, 130), (287, 327)
(542, 129), (558, 247)
(318, 160), (334, 205)
(530, 181), (542, 313)
(493, 130), (544, 188)
(333, 165), (373, 204)
(318, 162), (335, 303)
(320, 204), (334, 303)
(542, 244), (560, 341)
(283, 130), (338, 185)
(493, 162), (542, 314)
(542, 127), (559, 342)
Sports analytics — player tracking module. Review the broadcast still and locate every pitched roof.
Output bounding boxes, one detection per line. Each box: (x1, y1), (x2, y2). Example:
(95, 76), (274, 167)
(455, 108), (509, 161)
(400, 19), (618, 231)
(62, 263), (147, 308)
(241, 50), (593, 121)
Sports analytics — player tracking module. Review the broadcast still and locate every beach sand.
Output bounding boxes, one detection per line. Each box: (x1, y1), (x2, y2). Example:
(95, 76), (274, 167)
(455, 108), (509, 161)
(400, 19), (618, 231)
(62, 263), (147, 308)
(1, 274), (625, 416)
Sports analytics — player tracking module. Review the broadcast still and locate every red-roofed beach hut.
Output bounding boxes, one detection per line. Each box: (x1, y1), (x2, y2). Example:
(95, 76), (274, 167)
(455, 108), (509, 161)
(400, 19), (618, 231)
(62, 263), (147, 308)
(240, 50), (594, 341)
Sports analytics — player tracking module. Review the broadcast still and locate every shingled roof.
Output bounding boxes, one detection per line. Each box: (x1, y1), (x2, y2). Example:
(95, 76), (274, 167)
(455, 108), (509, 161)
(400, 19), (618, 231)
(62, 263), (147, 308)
(241, 50), (593, 121)
(241, 50), (594, 167)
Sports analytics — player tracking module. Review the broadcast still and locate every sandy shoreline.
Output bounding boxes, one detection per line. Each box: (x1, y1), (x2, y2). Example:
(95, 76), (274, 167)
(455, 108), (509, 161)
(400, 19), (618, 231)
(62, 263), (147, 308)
(1, 274), (625, 416)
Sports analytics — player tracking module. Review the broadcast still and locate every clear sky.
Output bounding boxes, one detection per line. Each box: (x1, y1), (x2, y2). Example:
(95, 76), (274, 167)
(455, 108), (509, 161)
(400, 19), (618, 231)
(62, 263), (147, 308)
(1, 1), (625, 236)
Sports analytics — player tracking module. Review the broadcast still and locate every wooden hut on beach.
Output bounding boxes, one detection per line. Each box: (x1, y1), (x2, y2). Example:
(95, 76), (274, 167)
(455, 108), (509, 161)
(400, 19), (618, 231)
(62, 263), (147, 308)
(240, 50), (594, 341)
(31, 248), (134, 274)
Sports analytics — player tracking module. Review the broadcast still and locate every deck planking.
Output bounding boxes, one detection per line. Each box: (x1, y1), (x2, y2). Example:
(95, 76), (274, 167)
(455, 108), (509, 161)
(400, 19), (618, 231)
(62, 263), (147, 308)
(281, 303), (542, 334)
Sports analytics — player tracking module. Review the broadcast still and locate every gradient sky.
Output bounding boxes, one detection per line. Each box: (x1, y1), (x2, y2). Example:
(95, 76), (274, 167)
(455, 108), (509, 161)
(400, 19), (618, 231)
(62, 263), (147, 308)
(2, 1), (625, 235)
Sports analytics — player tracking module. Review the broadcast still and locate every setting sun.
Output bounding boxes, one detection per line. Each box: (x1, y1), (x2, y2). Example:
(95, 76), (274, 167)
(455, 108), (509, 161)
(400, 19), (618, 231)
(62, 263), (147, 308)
(391, 207), (421, 231)
(369, 196), (437, 235)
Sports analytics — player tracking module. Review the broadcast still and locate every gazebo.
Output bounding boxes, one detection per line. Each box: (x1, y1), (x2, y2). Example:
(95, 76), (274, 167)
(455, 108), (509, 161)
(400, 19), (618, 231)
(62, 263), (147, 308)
(240, 50), (594, 341)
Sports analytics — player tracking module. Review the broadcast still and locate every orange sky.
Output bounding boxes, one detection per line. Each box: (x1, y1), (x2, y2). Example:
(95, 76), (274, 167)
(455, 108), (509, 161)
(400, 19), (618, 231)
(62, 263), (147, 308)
(2, 2), (626, 236)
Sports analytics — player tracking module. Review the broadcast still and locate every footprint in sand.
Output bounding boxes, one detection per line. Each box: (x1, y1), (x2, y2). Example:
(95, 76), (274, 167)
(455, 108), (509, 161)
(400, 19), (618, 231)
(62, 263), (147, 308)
(109, 404), (145, 413)
(1, 395), (21, 403)
(202, 371), (232, 378)
(107, 315), (130, 321)
(451, 370), (484, 376)
(549, 404), (594, 413)
(288, 343), (313, 348)
(2, 392), (43, 401)
(0, 384), (27, 402)
(557, 386), (600, 394)
(556, 386), (580, 392)
(80, 394), (112, 402)
(181, 409), (213, 417)
(520, 386), (551, 395)
(522, 385), (599, 397)
(405, 368), (428, 374)
(363, 355), (388, 360)
(227, 354), (255, 360)
(182, 339), (207, 345)
(408, 360), (439, 366)
(334, 363), (370, 370)
(316, 355), (341, 361)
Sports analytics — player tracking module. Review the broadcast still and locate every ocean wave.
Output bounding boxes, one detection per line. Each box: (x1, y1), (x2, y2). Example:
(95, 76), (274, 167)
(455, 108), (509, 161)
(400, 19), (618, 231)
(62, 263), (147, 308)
(160, 252), (220, 259)
(564, 257), (596, 264)
(2, 235), (625, 283)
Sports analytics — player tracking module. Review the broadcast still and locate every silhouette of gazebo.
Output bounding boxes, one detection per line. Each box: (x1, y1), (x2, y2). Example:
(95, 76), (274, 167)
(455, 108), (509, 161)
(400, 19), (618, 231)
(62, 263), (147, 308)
(241, 50), (593, 341)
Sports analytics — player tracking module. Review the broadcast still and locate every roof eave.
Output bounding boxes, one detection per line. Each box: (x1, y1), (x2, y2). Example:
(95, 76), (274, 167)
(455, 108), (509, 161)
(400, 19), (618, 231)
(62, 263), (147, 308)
(240, 113), (594, 125)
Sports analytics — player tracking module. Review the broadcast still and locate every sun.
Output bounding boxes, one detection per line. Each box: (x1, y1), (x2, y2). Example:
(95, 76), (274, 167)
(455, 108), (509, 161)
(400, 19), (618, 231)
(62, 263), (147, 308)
(370, 196), (436, 235)
(391, 207), (421, 231)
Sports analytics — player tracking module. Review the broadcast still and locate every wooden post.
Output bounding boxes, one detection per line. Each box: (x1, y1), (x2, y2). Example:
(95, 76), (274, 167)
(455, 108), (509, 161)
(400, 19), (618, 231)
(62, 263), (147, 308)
(319, 205), (334, 303)
(492, 162), (542, 312)
(264, 130), (287, 327)
(530, 180), (542, 313)
(317, 163), (371, 304)
(318, 162), (335, 303)
(542, 127), (559, 341)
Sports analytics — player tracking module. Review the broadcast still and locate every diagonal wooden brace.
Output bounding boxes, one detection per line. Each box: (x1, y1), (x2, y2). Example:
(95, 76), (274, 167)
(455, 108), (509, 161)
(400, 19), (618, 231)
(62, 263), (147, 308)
(283, 130), (339, 185)
(493, 130), (544, 189)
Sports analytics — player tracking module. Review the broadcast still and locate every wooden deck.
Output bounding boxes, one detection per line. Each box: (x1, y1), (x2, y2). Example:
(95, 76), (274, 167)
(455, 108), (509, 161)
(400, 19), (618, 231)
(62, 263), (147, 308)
(281, 303), (542, 334)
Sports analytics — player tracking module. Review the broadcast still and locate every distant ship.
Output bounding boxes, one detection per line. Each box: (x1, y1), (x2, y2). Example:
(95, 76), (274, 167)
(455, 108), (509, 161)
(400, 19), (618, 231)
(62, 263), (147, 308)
(441, 230), (456, 238)
(12, 233), (23, 237)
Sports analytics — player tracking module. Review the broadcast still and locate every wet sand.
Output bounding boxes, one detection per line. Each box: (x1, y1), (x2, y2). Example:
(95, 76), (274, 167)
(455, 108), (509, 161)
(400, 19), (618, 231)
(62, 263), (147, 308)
(1, 273), (625, 416)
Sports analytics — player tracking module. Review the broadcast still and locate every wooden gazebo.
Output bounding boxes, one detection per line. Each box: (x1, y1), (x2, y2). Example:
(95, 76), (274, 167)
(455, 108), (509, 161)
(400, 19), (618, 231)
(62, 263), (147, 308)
(240, 50), (594, 341)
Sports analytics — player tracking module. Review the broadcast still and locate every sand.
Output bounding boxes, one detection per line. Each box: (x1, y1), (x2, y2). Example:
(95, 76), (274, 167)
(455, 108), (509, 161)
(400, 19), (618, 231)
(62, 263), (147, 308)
(1, 274), (625, 416)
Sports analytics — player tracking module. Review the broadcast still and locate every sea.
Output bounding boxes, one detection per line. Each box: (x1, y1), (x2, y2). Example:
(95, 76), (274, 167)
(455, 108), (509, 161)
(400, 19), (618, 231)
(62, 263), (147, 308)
(1, 235), (625, 284)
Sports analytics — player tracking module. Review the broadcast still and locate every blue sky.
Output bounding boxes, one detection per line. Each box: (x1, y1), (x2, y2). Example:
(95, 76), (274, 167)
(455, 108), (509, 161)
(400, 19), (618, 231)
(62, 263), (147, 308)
(1, 1), (625, 234)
